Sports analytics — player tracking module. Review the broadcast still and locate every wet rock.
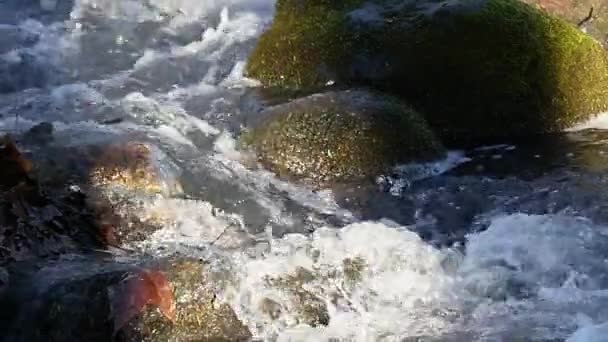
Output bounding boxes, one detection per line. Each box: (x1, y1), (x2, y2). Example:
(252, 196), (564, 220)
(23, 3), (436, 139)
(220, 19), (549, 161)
(9, 141), (180, 248)
(0, 182), (108, 264)
(130, 259), (251, 342)
(26, 142), (183, 196)
(0, 138), (107, 264)
(247, 0), (608, 142)
(259, 297), (282, 320)
(265, 266), (331, 327)
(90, 142), (183, 196)
(22, 122), (54, 145)
(343, 256), (367, 284)
(0, 258), (251, 342)
(242, 90), (444, 185)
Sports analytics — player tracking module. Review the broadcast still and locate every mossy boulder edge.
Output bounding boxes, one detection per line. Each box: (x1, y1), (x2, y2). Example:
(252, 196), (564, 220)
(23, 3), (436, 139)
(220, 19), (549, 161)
(241, 90), (445, 184)
(247, 0), (608, 142)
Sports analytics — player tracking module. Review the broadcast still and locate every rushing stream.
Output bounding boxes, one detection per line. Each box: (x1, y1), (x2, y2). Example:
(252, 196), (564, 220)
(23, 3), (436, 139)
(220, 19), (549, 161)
(2, 0), (608, 341)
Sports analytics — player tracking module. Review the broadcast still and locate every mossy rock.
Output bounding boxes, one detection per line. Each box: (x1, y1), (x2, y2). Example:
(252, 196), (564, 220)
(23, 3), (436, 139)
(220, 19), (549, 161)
(246, 0), (367, 91)
(241, 90), (445, 184)
(247, 0), (608, 142)
(0, 259), (251, 342)
(120, 259), (251, 342)
(387, 0), (608, 141)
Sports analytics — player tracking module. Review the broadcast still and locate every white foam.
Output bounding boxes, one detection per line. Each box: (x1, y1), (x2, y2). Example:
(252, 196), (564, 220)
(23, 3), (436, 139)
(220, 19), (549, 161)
(382, 151), (470, 195)
(225, 221), (459, 341)
(568, 320), (608, 342)
(132, 5), (272, 80)
(567, 111), (608, 131)
(214, 130), (243, 161)
(72, 0), (275, 24)
(135, 197), (251, 252)
(120, 91), (218, 143)
(51, 83), (103, 104)
(205, 213), (608, 340)
(153, 125), (194, 147)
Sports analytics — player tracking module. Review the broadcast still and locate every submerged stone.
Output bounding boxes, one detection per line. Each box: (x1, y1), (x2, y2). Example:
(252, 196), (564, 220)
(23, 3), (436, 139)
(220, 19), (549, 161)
(265, 266), (331, 327)
(241, 90), (445, 184)
(22, 122), (54, 145)
(25, 141), (183, 196)
(90, 142), (183, 196)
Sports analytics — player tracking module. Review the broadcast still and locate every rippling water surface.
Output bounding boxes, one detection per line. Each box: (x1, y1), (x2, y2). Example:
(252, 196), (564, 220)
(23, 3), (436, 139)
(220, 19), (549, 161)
(2, 1), (608, 340)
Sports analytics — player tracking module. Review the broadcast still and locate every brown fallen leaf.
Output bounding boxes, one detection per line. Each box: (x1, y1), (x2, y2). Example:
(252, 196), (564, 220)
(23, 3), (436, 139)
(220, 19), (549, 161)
(2, 135), (32, 173)
(108, 269), (175, 334)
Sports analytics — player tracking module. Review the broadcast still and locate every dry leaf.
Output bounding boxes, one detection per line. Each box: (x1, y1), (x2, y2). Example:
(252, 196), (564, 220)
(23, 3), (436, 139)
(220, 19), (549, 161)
(109, 269), (175, 334)
(0, 136), (32, 189)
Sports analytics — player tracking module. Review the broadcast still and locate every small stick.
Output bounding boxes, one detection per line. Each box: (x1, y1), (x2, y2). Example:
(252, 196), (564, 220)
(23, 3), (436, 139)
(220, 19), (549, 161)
(210, 227), (229, 246)
(578, 6), (595, 27)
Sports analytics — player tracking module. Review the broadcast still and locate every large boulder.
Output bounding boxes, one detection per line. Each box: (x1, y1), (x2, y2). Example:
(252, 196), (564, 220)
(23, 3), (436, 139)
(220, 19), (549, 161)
(247, 0), (608, 142)
(241, 90), (445, 184)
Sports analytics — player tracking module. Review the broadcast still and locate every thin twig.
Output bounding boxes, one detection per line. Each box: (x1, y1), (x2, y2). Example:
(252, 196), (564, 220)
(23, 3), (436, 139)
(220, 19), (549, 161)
(210, 226), (229, 246)
(578, 6), (595, 27)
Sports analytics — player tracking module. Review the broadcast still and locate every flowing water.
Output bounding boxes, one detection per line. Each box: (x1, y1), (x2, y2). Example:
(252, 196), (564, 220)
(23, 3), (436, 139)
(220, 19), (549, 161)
(2, 0), (608, 341)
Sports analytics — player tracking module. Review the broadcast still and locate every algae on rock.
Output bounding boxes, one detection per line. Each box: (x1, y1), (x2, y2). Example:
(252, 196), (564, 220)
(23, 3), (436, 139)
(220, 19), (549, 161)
(246, 0), (366, 90)
(247, 0), (608, 141)
(242, 90), (445, 184)
(387, 0), (608, 141)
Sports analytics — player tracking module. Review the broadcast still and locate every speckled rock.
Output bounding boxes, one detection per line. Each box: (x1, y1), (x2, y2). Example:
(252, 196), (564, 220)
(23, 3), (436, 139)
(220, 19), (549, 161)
(26, 142), (183, 196)
(242, 90), (445, 185)
(121, 259), (252, 342)
(90, 142), (183, 196)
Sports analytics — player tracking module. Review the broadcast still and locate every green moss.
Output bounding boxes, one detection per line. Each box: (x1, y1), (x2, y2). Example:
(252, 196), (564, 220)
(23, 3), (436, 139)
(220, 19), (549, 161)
(243, 90), (445, 184)
(246, 0), (365, 90)
(247, 0), (608, 142)
(385, 0), (608, 141)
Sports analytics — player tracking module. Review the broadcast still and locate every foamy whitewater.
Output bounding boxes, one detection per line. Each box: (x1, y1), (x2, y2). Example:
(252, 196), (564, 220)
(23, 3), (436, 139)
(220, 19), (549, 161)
(1, 0), (608, 341)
